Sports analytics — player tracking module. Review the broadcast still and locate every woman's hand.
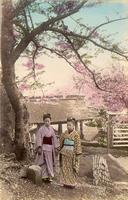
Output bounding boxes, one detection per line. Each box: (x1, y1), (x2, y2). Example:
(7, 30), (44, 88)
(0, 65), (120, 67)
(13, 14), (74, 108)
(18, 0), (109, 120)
(55, 148), (59, 156)
(37, 146), (42, 155)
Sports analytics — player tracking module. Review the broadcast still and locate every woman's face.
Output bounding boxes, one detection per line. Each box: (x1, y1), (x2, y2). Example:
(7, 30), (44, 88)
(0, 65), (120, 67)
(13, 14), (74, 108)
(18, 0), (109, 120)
(67, 121), (74, 132)
(44, 118), (51, 127)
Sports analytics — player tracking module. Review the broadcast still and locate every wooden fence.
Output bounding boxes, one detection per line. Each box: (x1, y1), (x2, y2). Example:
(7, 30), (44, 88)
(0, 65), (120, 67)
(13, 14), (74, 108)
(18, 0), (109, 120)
(107, 114), (128, 151)
(112, 124), (128, 147)
(28, 118), (93, 157)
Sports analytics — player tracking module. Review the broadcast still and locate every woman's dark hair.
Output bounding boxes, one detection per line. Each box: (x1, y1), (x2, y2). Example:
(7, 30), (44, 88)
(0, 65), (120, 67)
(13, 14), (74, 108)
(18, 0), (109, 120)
(43, 113), (51, 120)
(67, 117), (76, 125)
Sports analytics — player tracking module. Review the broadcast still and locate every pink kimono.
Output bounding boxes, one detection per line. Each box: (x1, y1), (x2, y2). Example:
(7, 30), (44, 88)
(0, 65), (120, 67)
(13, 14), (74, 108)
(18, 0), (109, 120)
(35, 125), (59, 179)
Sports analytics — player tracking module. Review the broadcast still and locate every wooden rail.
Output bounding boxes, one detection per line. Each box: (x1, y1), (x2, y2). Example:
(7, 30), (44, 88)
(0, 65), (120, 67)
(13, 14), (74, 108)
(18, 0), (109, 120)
(28, 118), (93, 157)
(112, 124), (128, 147)
(30, 118), (93, 139)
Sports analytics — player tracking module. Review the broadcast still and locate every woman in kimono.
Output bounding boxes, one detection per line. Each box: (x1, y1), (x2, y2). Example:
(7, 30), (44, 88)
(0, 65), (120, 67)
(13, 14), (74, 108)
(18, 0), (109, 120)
(59, 117), (82, 188)
(35, 113), (59, 182)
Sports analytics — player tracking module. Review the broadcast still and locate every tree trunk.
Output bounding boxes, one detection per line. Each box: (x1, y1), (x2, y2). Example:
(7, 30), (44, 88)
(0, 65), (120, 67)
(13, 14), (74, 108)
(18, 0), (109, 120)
(0, 83), (14, 153)
(1, 0), (27, 160)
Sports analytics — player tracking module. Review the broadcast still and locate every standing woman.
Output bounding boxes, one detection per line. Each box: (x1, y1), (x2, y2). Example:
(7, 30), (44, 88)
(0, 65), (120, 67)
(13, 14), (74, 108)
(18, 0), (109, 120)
(35, 113), (59, 182)
(59, 118), (82, 188)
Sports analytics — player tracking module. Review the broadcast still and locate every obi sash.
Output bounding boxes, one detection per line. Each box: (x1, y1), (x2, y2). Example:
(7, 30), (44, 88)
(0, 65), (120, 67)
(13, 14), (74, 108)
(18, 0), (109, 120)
(64, 139), (74, 146)
(63, 145), (74, 150)
(42, 136), (53, 145)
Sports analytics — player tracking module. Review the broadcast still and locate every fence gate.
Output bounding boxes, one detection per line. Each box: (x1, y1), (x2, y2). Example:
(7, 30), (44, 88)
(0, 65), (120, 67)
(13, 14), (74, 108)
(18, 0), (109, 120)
(112, 124), (128, 147)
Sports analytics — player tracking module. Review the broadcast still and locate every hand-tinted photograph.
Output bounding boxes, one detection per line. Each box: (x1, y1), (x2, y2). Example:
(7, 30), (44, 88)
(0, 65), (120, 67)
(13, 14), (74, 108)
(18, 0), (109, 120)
(0, 0), (128, 200)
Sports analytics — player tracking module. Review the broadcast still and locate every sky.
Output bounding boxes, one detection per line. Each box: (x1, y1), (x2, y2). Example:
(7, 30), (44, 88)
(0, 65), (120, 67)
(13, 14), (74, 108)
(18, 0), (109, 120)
(15, 0), (128, 97)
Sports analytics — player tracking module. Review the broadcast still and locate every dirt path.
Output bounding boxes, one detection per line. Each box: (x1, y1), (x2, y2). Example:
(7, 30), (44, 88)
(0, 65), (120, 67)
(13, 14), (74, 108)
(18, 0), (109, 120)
(0, 153), (128, 200)
(0, 181), (14, 200)
(117, 157), (128, 173)
(0, 177), (128, 200)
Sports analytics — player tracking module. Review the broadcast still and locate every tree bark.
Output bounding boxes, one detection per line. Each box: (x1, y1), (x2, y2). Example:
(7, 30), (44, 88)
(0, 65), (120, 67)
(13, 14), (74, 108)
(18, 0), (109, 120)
(1, 0), (27, 160)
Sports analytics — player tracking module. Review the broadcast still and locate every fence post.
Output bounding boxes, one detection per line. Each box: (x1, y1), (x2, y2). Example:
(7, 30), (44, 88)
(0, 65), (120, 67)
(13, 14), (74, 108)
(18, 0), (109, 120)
(80, 120), (84, 139)
(58, 123), (62, 135)
(110, 115), (113, 148)
(107, 114), (113, 153)
(75, 121), (79, 131)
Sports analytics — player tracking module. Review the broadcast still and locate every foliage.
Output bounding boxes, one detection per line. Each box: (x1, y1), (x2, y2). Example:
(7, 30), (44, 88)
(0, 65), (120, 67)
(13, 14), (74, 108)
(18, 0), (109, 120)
(74, 66), (128, 112)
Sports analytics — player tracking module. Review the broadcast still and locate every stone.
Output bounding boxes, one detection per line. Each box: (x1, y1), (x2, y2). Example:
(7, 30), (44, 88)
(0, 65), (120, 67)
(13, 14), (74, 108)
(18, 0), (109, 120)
(93, 155), (113, 187)
(79, 154), (128, 184)
(105, 154), (128, 182)
(20, 165), (29, 178)
(79, 155), (93, 178)
(27, 165), (42, 185)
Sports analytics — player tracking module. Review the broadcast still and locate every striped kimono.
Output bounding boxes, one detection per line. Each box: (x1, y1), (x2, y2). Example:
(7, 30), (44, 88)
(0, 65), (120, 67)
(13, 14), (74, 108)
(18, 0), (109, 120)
(59, 130), (82, 187)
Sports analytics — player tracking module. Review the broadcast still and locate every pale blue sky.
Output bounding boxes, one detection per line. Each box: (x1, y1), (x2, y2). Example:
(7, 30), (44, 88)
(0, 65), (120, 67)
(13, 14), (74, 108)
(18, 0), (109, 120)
(65, 2), (128, 40)
(32, 2), (128, 39)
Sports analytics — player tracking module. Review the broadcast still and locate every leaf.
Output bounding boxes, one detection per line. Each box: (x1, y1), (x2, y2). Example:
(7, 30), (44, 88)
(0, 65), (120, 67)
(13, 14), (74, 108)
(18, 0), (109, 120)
(81, 53), (87, 59)
(83, 59), (91, 64)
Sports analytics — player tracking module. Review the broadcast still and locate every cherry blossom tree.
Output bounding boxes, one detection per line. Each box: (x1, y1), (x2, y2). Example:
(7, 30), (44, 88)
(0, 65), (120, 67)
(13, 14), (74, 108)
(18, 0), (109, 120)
(1, 0), (128, 159)
(74, 66), (128, 112)
(101, 68), (128, 112)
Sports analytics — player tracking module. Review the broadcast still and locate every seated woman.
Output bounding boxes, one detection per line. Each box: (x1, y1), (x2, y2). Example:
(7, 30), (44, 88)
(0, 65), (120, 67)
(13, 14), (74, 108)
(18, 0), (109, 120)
(59, 117), (82, 188)
(34, 113), (59, 182)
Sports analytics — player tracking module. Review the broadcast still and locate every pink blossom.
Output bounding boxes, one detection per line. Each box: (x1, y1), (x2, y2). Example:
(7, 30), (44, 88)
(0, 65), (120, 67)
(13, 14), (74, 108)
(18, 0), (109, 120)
(19, 83), (29, 91)
(92, 31), (99, 38)
(35, 63), (45, 70)
(74, 61), (81, 67)
(54, 5), (65, 14)
(54, 1), (77, 14)
(65, 1), (76, 9)
(23, 59), (33, 69)
(55, 41), (71, 50)
(73, 66), (128, 112)
(23, 59), (45, 70)
(13, 30), (19, 37)
(73, 61), (86, 73)
(60, 43), (71, 49)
